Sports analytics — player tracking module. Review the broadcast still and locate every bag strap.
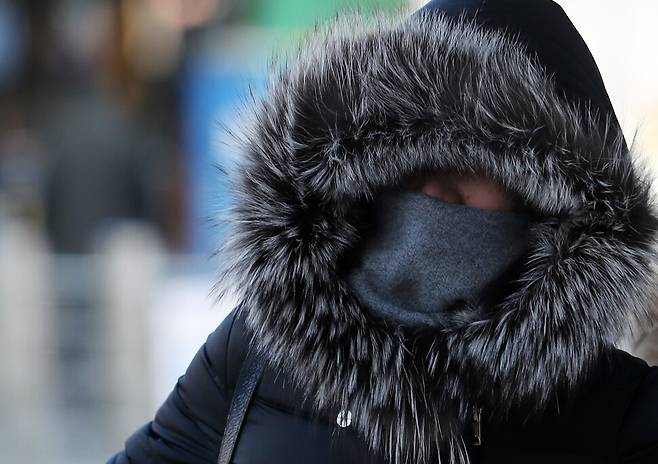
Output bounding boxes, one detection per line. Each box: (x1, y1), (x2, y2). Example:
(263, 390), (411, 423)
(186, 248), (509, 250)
(216, 345), (266, 464)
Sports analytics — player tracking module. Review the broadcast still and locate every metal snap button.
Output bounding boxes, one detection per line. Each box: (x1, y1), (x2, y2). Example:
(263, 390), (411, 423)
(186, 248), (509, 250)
(337, 409), (352, 428)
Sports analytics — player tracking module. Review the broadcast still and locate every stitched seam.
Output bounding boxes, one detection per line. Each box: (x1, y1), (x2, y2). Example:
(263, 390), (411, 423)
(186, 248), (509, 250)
(223, 305), (240, 395)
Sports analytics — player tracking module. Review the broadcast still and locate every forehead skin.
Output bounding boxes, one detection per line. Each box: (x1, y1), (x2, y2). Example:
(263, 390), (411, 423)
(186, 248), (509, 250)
(405, 170), (523, 213)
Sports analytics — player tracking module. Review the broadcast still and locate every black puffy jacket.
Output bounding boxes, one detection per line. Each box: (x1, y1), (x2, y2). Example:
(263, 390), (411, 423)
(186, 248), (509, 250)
(109, 307), (658, 463)
(110, 1), (658, 462)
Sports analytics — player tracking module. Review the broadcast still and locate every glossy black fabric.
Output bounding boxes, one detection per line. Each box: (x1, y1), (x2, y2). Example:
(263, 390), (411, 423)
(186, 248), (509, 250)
(109, 307), (658, 463)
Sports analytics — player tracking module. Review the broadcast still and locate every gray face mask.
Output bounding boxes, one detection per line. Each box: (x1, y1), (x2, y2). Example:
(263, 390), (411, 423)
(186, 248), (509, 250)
(343, 187), (535, 328)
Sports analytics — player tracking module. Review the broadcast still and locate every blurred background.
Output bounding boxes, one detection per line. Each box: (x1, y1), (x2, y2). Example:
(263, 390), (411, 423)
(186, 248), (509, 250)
(0, 0), (656, 462)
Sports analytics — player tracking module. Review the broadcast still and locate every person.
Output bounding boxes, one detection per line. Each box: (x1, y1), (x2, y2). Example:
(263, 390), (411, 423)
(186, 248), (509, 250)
(108, 0), (658, 462)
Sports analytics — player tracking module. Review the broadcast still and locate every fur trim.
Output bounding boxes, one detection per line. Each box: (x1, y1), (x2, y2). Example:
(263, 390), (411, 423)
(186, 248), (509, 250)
(214, 11), (658, 463)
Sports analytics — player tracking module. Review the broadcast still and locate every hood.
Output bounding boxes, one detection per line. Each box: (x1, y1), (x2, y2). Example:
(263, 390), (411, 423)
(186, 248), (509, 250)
(214, 5), (658, 463)
(421, 0), (623, 142)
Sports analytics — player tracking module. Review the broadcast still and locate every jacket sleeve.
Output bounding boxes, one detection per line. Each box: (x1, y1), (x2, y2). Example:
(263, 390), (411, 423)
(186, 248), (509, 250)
(618, 365), (658, 463)
(107, 307), (243, 463)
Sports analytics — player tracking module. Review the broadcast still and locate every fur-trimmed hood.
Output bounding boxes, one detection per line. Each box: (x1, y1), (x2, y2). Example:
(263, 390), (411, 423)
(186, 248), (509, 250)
(214, 7), (658, 464)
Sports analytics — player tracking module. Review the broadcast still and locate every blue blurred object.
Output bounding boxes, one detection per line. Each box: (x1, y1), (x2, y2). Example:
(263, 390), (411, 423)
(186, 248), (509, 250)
(0, 0), (26, 89)
(181, 53), (266, 254)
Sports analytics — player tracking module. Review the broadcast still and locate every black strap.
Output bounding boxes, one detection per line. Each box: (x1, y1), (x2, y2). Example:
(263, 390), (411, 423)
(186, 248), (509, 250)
(216, 346), (266, 464)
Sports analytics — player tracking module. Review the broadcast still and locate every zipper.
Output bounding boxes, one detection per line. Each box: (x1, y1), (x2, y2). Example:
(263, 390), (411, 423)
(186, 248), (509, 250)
(472, 404), (483, 446)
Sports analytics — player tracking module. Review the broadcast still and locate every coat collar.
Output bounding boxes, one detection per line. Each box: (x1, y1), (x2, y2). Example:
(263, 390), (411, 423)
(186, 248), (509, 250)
(214, 11), (658, 463)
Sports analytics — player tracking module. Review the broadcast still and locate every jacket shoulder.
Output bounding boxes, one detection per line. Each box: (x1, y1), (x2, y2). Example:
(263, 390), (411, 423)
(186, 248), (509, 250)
(613, 349), (658, 462)
(206, 305), (251, 394)
(107, 305), (250, 463)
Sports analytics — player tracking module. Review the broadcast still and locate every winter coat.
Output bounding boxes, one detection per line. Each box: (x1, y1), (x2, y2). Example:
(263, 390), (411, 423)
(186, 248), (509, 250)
(109, 1), (658, 462)
(109, 307), (658, 463)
